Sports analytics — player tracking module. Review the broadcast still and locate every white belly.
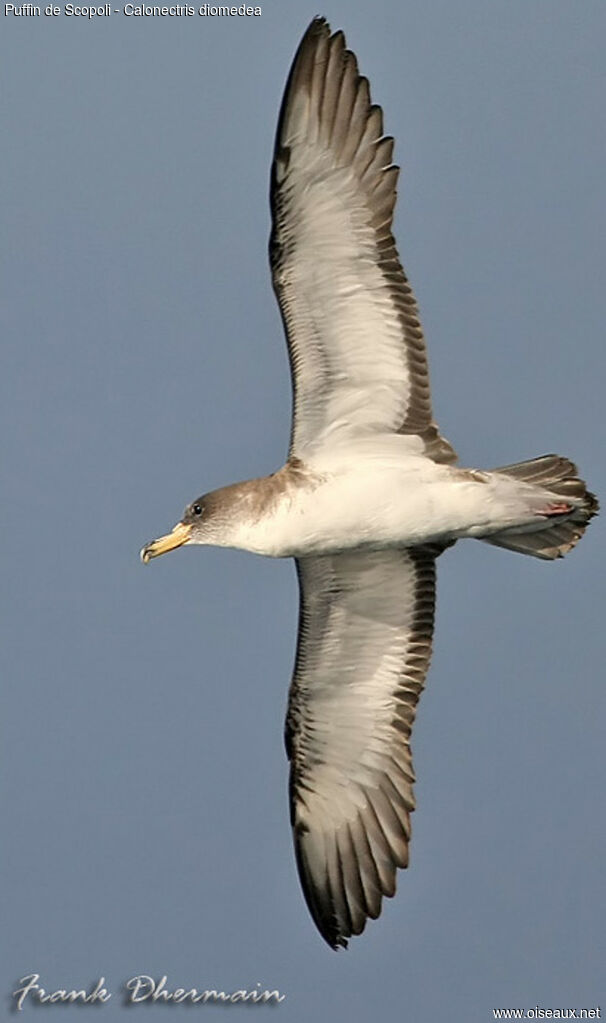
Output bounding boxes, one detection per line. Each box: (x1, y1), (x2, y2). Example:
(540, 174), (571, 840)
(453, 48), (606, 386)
(230, 455), (503, 558)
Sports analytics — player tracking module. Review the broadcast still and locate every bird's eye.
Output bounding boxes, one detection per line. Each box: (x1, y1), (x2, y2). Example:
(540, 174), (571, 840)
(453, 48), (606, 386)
(193, 504), (202, 516)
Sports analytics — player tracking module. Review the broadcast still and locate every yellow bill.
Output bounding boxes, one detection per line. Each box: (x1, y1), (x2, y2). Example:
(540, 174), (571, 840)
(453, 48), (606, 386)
(140, 521), (192, 564)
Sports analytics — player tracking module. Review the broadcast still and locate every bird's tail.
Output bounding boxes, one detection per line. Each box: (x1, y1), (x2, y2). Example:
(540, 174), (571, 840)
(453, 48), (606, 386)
(482, 454), (598, 560)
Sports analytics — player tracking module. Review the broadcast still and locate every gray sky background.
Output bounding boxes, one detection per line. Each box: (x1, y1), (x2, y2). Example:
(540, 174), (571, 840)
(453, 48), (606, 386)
(3, 1), (605, 1020)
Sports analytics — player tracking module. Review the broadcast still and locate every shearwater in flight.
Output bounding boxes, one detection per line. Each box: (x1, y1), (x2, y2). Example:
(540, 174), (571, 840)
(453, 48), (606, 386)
(141, 17), (597, 948)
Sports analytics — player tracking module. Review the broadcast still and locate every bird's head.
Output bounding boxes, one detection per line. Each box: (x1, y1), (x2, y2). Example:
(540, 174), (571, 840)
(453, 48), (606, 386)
(140, 496), (211, 563)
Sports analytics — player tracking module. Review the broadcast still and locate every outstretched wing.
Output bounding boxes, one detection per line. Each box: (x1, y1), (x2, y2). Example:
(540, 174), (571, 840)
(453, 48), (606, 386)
(286, 548), (438, 948)
(270, 17), (455, 464)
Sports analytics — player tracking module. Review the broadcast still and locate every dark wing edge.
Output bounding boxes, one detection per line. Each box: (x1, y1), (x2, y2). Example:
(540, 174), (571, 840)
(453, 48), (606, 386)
(285, 547), (440, 949)
(270, 16), (457, 465)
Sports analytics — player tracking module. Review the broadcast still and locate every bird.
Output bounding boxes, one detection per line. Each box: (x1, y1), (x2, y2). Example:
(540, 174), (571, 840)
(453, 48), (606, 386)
(140, 16), (597, 949)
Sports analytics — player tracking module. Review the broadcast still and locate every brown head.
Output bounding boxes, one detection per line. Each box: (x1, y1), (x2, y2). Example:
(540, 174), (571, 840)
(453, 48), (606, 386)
(140, 480), (267, 563)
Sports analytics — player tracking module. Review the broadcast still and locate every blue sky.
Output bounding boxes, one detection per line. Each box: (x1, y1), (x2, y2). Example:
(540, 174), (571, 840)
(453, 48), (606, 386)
(3, 1), (605, 1020)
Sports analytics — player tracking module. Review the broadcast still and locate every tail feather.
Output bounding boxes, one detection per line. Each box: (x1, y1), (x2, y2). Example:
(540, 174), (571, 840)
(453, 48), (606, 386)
(483, 455), (598, 560)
